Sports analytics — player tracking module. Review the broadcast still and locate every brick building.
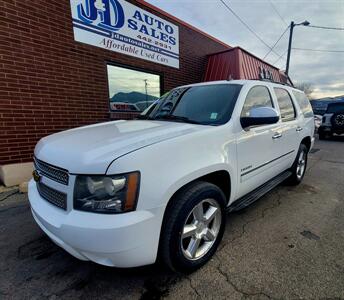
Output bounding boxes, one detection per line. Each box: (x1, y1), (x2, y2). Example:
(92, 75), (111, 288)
(0, 0), (287, 185)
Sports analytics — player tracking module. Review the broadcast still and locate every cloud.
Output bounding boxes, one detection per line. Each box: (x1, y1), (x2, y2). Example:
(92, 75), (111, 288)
(146, 0), (344, 98)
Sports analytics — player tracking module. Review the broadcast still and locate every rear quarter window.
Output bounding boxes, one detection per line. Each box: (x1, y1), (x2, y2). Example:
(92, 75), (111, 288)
(274, 88), (296, 122)
(292, 91), (314, 118)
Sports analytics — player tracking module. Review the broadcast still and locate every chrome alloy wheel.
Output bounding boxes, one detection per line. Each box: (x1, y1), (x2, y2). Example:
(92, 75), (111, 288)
(296, 150), (306, 179)
(181, 199), (222, 260)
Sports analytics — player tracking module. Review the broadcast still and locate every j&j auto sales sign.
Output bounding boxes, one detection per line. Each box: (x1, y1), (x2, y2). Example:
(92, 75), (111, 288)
(70, 0), (180, 68)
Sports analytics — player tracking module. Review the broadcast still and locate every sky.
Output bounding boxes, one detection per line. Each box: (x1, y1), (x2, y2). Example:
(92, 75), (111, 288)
(146, 0), (344, 99)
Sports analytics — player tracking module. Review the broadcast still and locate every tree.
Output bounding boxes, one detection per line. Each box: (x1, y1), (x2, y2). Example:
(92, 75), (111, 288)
(294, 82), (314, 99)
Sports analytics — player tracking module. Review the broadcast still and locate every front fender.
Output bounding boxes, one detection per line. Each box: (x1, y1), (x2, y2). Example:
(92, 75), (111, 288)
(162, 163), (233, 207)
(106, 127), (237, 211)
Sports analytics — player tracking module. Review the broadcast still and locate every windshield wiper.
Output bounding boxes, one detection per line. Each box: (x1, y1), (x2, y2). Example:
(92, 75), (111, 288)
(155, 115), (201, 124)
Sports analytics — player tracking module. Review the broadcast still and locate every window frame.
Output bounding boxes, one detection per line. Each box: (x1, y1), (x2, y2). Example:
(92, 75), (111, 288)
(273, 87), (297, 122)
(106, 62), (164, 113)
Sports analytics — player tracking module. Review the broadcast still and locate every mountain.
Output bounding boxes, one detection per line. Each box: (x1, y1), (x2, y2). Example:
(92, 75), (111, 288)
(110, 91), (158, 104)
(312, 95), (344, 102)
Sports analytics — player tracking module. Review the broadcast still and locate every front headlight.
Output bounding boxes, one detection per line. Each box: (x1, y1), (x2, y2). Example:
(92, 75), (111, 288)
(74, 172), (140, 214)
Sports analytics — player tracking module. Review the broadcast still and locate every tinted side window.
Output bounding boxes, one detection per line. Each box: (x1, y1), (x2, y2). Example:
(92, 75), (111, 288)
(241, 86), (273, 117)
(326, 103), (344, 113)
(292, 91), (314, 118)
(274, 88), (296, 122)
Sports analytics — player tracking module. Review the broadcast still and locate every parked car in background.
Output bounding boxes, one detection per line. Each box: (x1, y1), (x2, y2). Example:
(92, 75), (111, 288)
(318, 102), (344, 139)
(29, 80), (314, 273)
(311, 97), (344, 115)
(110, 102), (139, 111)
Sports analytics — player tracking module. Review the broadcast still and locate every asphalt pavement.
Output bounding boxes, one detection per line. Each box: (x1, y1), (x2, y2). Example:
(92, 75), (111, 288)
(0, 136), (344, 299)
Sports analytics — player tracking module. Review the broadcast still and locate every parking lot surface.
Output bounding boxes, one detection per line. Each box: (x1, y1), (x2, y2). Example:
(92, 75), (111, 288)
(1, 137), (344, 299)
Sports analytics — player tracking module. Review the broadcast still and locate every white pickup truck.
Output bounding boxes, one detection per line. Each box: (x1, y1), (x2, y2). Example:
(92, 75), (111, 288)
(29, 80), (315, 273)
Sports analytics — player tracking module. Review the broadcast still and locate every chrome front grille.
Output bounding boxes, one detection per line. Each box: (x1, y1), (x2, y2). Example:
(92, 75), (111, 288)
(34, 157), (69, 185)
(36, 181), (67, 210)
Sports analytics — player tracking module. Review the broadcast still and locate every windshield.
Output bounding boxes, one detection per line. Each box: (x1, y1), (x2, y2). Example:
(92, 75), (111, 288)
(326, 103), (344, 113)
(144, 84), (242, 125)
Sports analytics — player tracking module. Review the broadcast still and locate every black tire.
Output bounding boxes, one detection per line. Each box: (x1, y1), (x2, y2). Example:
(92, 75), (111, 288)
(318, 132), (326, 140)
(318, 127), (333, 140)
(331, 113), (344, 130)
(287, 144), (308, 185)
(325, 132), (333, 139)
(160, 181), (226, 273)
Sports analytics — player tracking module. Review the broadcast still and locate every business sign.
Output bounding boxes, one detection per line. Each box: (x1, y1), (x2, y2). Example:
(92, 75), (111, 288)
(70, 0), (179, 68)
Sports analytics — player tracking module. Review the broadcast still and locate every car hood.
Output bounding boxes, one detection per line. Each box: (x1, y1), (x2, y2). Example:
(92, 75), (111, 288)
(35, 120), (204, 174)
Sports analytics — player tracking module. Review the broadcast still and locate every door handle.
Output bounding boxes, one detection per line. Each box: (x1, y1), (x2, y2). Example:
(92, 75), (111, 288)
(272, 132), (282, 139)
(296, 126), (303, 132)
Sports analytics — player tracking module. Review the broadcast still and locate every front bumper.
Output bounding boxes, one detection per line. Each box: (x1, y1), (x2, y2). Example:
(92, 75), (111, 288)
(318, 126), (344, 135)
(318, 125), (332, 133)
(28, 179), (164, 267)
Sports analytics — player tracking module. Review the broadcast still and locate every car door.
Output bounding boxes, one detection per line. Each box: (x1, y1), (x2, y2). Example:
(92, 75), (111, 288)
(236, 85), (283, 199)
(272, 87), (300, 171)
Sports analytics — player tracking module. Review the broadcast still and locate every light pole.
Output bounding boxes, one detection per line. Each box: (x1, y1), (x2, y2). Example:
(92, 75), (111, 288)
(143, 79), (148, 109)
(285, 20), (310, 75)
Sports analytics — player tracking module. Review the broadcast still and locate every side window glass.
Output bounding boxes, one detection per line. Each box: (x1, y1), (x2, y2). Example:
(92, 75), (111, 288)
(241, 86), (273, 117)
(292, 91), (314, 118)
(274, 88), (296, 122)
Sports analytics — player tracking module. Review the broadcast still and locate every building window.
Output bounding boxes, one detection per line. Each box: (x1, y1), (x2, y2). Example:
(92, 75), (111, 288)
(107, 65), (161, 112)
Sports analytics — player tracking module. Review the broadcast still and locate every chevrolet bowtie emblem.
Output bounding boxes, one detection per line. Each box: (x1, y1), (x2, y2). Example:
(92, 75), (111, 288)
(32, 170), (41, 182)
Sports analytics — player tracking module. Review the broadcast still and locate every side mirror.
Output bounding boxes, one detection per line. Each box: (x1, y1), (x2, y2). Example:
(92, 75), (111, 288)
(241, 107), (279, 129)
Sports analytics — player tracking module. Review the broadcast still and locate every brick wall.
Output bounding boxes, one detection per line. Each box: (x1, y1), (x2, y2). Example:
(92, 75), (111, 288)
(0, 0), (229, 165)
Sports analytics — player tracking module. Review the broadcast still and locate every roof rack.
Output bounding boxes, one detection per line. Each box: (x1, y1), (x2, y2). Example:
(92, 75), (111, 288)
(256, 78), (293, 87)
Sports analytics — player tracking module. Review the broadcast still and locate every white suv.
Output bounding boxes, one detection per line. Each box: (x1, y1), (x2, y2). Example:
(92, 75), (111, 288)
(29, 80), (315, 272)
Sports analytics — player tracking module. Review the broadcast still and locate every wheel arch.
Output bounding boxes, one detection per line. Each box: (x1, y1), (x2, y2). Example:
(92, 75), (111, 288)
(166, 170), (232, 209)
(301, 136), (312, 152)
